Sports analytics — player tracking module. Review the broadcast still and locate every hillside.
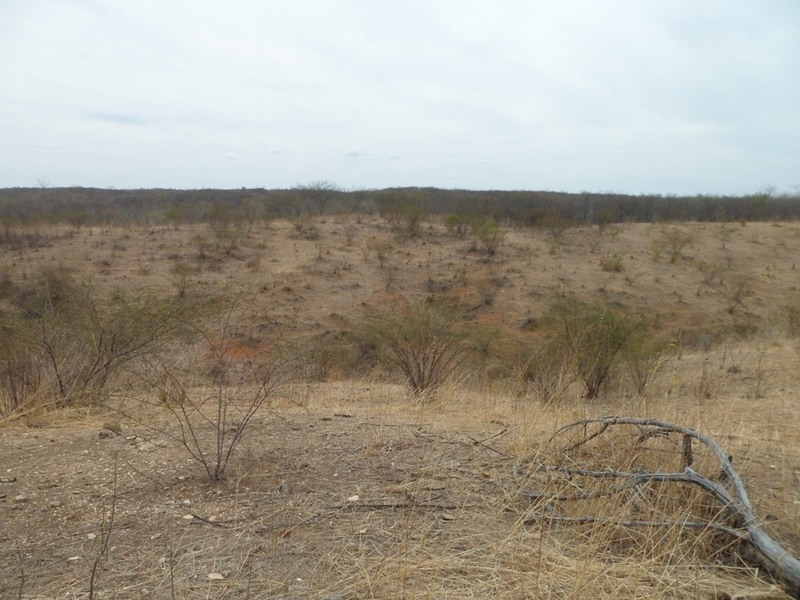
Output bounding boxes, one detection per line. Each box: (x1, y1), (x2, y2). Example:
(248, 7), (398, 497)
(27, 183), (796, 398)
(1, 217), (799, 598)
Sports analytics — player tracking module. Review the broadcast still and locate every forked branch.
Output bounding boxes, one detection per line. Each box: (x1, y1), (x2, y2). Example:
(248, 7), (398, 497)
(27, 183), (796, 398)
(532, 416), (800, 597)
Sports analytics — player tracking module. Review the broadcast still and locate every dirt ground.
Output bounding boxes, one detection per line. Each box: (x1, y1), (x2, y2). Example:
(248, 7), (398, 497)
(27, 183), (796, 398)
(1, 383), (537, 599)
(3, 375), (800, 599)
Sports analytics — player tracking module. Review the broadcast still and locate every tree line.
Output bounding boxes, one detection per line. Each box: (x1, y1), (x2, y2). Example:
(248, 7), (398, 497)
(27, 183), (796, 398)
(1, 183), (798, 229)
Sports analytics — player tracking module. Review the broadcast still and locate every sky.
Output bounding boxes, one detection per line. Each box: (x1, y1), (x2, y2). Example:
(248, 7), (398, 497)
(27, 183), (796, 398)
(1, 1), (798, 195)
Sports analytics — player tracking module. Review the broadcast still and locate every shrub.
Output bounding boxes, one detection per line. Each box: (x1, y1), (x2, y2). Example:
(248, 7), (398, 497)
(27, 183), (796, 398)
(470, 216), (505, 257)
(548, 296), (646, 399)
(653, 227), (692, 263)
(0, 269), (198, 415)
(600, 254), (624, 273)
(444, 213), (470, 238)
(368, 298), (468, 398)
(128, 300), (291, 481)
(515, 336), (572, 404)
(378, 193), (427, 237)
(170, 262), (199, 297)
(696, 260), (729, 294)
(620, 332), (672, 397)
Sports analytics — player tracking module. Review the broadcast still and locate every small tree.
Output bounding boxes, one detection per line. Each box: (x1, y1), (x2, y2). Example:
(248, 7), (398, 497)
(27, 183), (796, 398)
(549, 296), (645, 399)
(370, 298), (468, 398)
(470, 216), (504, 257)
(294, 180), (342, 214)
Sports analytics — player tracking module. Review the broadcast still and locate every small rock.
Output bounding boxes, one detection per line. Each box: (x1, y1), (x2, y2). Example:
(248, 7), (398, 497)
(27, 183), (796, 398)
(102, 421), (122, 435)
(347, 494), (360, 503)
(13, 494), (28, 503)
(207, 572), (225, 581)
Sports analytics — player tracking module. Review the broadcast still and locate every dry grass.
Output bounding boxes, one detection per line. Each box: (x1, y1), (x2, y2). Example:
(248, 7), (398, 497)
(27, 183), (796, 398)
(1, 218), (799, 598)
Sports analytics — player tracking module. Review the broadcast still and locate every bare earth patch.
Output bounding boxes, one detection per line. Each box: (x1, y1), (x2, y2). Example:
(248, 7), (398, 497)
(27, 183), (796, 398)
(3, 378), (799, 599)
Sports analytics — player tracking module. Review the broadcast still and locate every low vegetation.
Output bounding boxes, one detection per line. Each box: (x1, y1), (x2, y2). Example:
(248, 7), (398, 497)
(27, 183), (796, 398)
(1, 194), (800, 598)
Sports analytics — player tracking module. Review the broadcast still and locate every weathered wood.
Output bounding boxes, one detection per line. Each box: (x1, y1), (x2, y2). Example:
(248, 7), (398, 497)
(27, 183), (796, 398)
(540, 416), (800, 598)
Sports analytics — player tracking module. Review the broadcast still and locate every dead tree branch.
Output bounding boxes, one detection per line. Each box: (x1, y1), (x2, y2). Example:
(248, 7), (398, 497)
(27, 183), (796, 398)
(530, 416), (800, 597)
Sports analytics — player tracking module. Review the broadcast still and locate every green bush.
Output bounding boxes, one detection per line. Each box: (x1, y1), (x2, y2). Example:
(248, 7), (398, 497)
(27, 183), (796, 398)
(600, 254), (624, 273)
(548, 296), (647, 399)
(445, 213), (470, 237)
(470, 216), (505, 257)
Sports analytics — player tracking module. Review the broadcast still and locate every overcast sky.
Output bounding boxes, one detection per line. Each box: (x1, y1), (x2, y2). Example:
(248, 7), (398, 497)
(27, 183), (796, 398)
(1, 1), (798, 194)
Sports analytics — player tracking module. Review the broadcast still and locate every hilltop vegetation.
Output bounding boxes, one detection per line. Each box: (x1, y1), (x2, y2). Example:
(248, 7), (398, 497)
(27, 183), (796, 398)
(2, 184), (798, 231)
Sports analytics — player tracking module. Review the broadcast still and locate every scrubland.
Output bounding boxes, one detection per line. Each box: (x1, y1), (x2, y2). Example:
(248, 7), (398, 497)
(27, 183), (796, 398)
(1, 214), (799, 599)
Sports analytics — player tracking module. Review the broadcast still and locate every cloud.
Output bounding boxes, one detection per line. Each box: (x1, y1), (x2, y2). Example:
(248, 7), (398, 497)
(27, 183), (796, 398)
(0, 1), (797, 193)
(85, 113), (147, 126)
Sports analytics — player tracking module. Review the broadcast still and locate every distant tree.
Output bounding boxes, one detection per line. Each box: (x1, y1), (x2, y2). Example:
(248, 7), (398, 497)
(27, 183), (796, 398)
(295, 180), (342, 214)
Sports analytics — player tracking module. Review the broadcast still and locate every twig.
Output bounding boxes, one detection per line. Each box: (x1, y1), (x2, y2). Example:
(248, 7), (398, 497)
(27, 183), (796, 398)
(15, 537), (25, 600)
(468, 428), (514, 458)
(325, 501), (458, 511)
(88, 452), (117, 600)
(189, 512), (230, 528)
(524, 513), (748, 539)
(555, 420), (610, 453)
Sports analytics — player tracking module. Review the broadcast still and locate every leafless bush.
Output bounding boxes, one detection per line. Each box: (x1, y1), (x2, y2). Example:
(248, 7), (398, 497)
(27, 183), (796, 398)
(128, 301), (292, 480)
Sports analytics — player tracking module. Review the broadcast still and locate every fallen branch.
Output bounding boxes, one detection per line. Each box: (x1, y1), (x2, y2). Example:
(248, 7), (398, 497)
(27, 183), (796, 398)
(531, 416), (800, 598)
(325, 501), (457, 512)
(524, 513), (748, 539)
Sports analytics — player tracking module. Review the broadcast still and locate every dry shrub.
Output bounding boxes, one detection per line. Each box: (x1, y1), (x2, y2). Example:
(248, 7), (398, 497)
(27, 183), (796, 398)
(0, 268), (199, 418)
(548, 295), (649, 399)
(368, 297), (469, 398)
(124, 300), (292, 481)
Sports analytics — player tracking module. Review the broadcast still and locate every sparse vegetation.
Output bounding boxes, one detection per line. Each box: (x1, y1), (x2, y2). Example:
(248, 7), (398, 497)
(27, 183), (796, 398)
(125, 299), (290, 481)
(1, 204), (799, 598)
(653, 226), (693, 263)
